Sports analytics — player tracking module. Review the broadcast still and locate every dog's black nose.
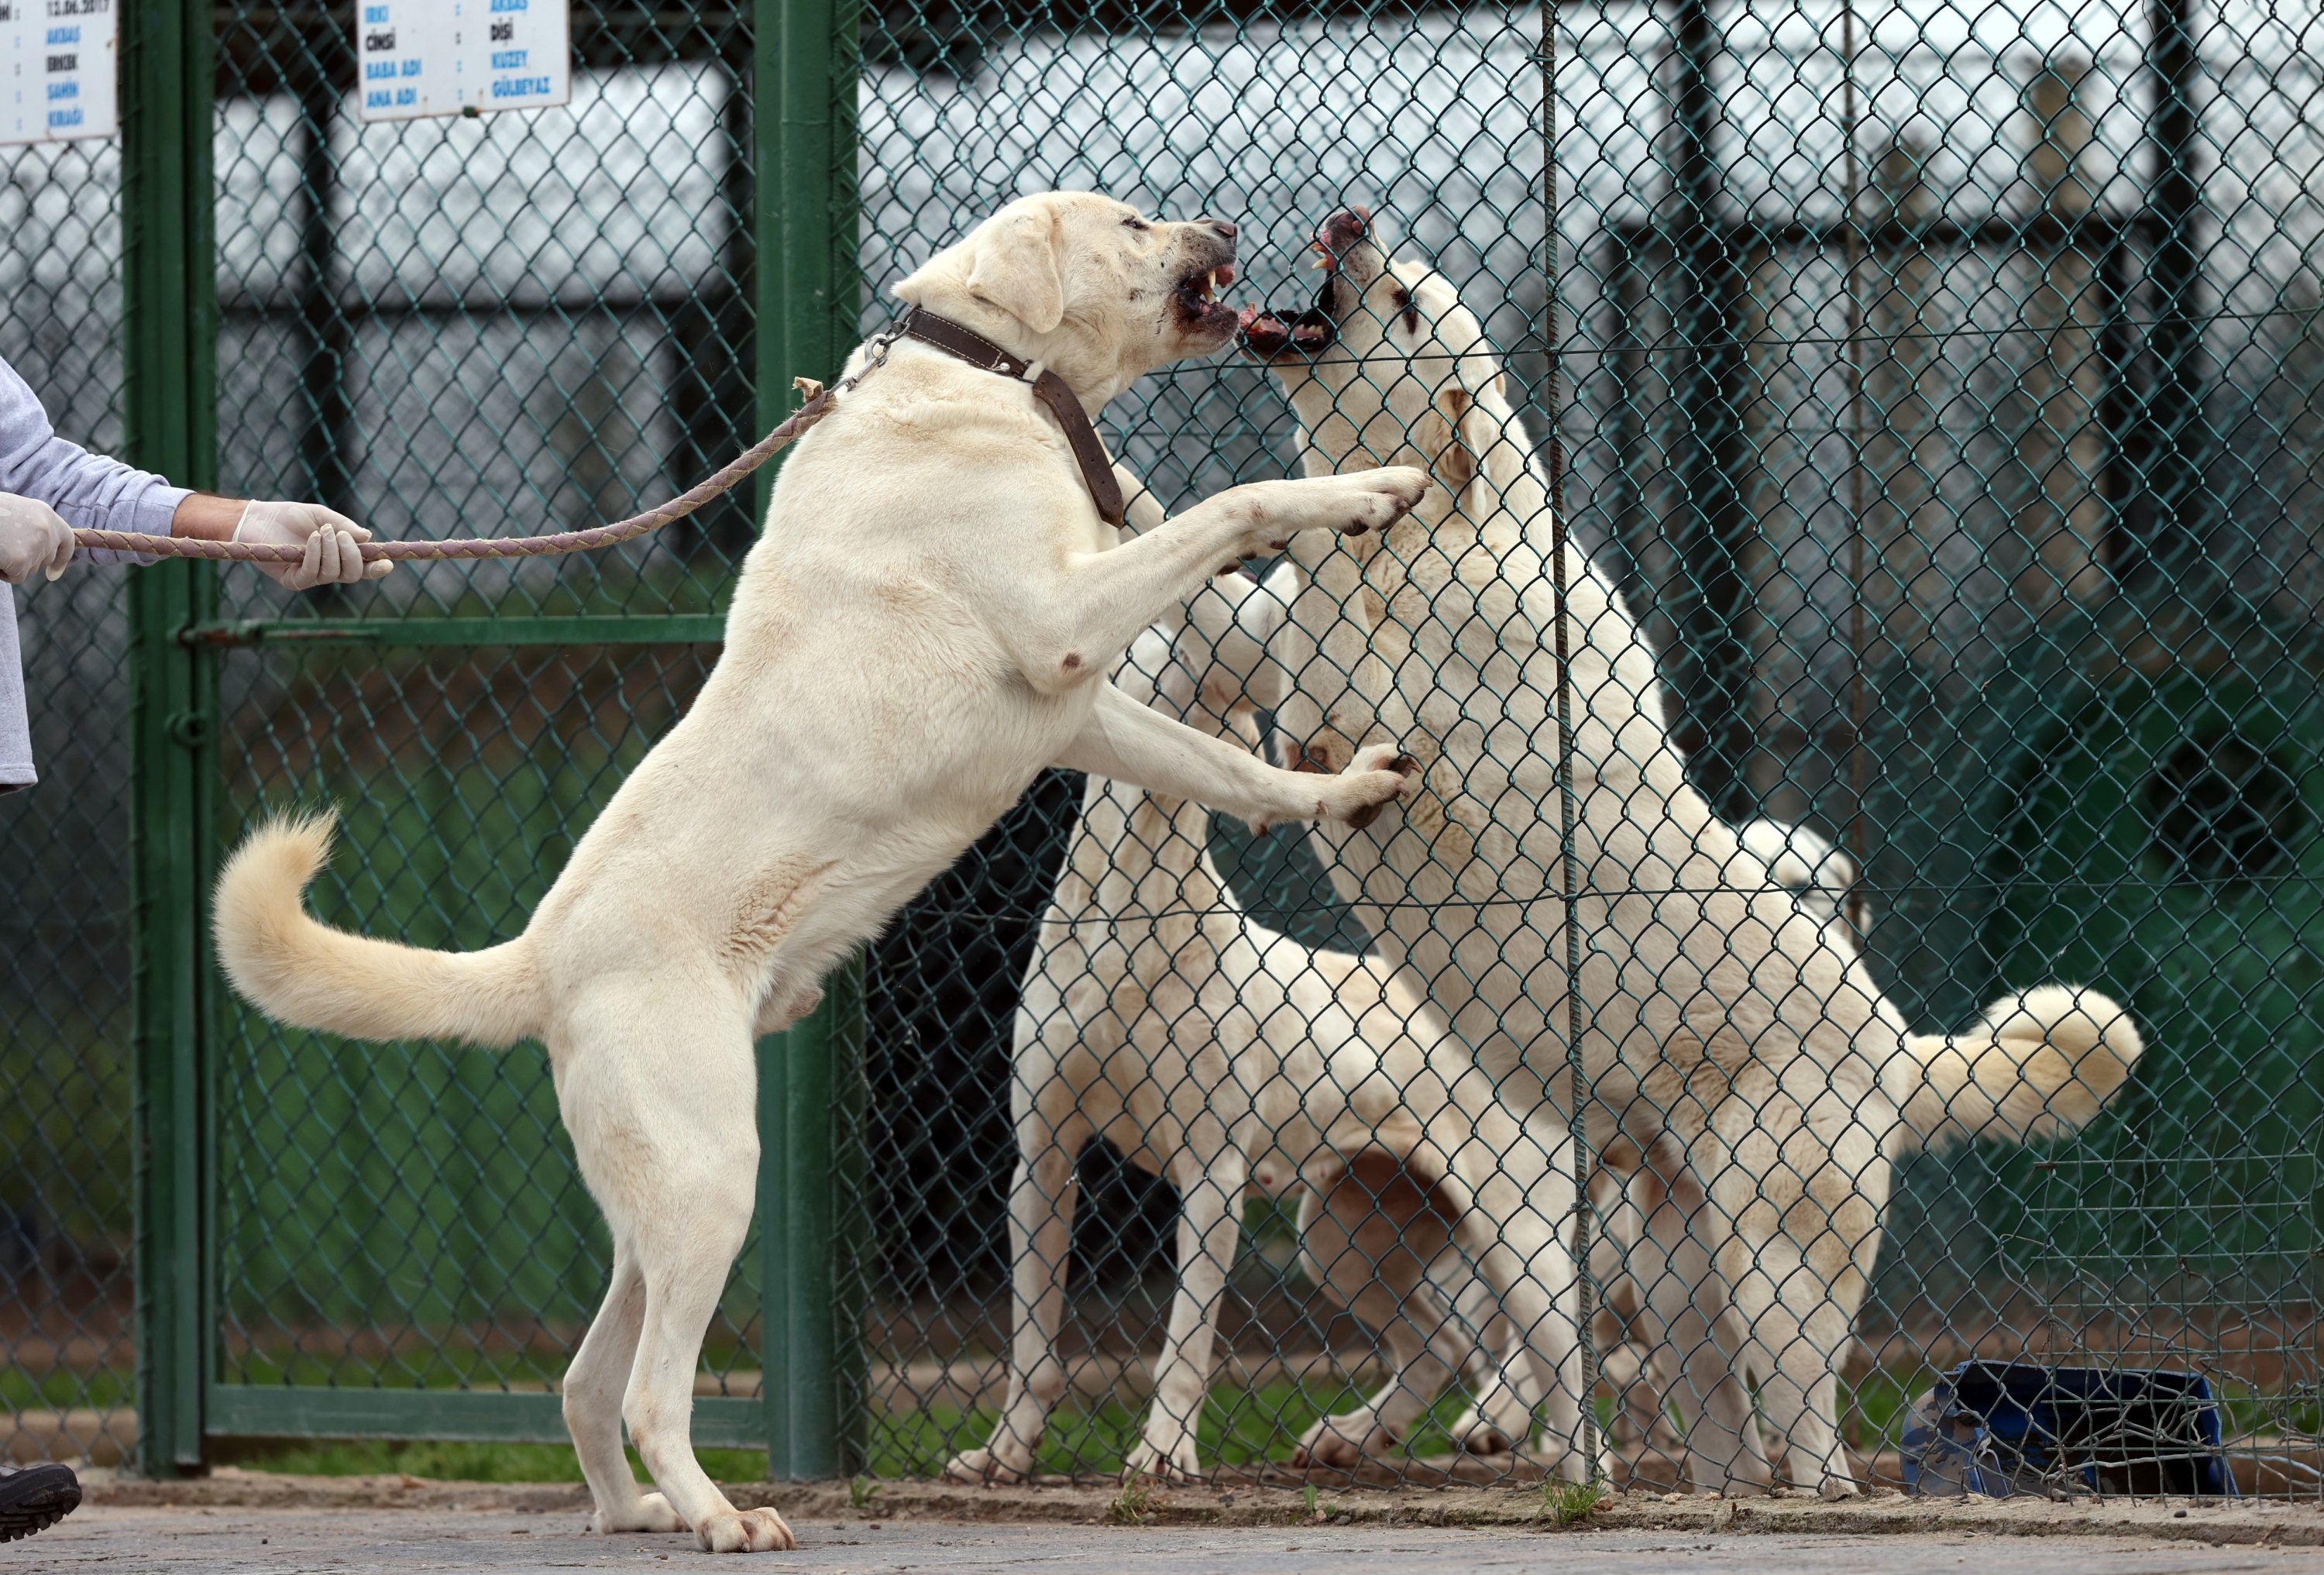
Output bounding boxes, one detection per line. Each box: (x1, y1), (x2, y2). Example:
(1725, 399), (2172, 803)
(1202, 217), (1238, 240)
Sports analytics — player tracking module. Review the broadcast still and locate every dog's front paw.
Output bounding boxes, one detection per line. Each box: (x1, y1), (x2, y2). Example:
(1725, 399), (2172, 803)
(1444, 1406), (1514, 1457)
(1122, 1429), (1204, 1484)
(1316, 741), (1420, 830)
(1291, 1413), (1396, 1468)
(942, 1443), (1036, 1486)
(694, 1506), (796, 1553)
(1332, 466), (1431, 536)
(592, 1491), (686, 1535)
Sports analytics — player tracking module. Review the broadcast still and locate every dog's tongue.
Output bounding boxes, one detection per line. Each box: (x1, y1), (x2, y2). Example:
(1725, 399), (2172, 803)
(1239, 308), (1292, 354)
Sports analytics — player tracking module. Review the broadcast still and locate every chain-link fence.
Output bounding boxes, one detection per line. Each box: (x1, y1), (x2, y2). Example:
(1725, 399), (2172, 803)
(2, 0), (2319, 1505)
(847, 0), (2324, 1496)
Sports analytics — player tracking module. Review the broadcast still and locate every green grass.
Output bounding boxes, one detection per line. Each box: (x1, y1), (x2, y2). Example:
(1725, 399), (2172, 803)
(216, 1341), (756, 1394)
(870, 1375), (1497, 1480)
(1543, 1476), (1608, 1525)
(0, 1365), (134, 1412)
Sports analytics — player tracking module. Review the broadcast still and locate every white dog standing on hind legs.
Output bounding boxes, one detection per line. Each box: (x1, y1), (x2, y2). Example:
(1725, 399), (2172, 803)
(211, 191), (1431, 1554)
(1241, 205), (2144, 1497)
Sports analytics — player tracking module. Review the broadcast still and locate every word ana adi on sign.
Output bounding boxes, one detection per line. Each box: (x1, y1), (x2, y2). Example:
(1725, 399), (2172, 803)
(357, 0), (569, 123)
(0, 0), (115, 147)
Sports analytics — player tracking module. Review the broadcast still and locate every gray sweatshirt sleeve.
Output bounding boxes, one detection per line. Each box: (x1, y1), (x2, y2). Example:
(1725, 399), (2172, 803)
(0, 352), (189, 553)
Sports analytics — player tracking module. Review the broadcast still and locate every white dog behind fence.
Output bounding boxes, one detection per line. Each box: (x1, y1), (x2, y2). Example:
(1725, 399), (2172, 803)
(209, 191), (1435, 1553)
(1244, 207), (2145, 1494)
(946, 548), (1580, 1485)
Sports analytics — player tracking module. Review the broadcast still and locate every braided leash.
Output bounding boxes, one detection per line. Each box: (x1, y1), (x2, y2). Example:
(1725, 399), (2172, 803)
(70, 372), (851, 565)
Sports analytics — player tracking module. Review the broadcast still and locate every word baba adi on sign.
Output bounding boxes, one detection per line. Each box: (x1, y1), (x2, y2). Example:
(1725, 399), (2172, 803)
(357, 0), (569, 122)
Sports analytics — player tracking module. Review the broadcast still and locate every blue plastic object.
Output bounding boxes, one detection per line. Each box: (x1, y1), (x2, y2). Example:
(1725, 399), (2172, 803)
(1902, 1362), (2235, 1498)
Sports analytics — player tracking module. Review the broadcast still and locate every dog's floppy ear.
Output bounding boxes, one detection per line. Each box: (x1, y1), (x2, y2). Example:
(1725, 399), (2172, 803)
(965, 208), (1065, 334)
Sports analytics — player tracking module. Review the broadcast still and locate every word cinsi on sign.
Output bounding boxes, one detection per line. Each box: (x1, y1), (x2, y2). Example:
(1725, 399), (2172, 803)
(357, 0), (571, 123)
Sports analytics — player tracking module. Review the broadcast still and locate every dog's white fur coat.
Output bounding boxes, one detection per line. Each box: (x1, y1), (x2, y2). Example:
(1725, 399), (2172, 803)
(944, 559), (1575, 1485)
(211, 191), (1438, 1551)
(1251, 213), (2144, 1492)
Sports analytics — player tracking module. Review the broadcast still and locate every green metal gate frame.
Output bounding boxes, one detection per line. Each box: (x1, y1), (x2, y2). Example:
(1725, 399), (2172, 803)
(123, 0), (869, 1479)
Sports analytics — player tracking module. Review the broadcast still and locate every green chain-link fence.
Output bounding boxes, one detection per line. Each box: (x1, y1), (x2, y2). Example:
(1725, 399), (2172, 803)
(2, 0), (2319, 1503)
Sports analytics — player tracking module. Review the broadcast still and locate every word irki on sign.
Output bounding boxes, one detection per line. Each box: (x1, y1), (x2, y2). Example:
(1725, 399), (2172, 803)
(0, 0), (115, 147)
(357, 0), (570, 122)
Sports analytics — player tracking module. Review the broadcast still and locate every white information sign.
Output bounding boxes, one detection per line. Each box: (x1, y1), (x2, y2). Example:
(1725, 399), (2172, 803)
(0, 0), (117, 148)
(356, 0), (569, 123)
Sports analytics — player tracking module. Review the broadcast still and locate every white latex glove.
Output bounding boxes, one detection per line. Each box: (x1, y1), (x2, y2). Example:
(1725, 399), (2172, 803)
(234, 501), (395, 590)
(0, 492), (75, 584)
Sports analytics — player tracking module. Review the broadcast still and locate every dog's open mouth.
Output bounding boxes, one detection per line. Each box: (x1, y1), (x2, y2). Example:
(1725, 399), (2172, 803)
(1172, 255), (1241, 340)
(1238, 207), (1369, 362)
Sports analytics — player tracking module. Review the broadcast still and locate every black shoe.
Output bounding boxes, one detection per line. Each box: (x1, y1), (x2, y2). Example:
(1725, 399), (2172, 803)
(0, 1463), (81, 1542)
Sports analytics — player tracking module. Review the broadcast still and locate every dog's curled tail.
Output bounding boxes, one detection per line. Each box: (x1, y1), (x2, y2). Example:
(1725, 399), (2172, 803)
(214, 812), (545, 1049)
(1894, 984), (2144, 1150)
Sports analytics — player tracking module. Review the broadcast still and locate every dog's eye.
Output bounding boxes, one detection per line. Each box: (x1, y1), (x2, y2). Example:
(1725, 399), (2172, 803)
(1390, 287), (1418, 335)
(1122, 216), (1150, 232)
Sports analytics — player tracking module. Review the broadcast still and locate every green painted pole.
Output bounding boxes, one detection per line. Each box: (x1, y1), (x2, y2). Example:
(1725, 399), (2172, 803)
(758, 0), (866, 1481)
(122, 0), (218, 1479)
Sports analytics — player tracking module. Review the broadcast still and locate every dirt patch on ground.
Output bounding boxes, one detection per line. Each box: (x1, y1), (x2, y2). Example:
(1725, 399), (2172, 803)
(80, 1468), (2324, 1546)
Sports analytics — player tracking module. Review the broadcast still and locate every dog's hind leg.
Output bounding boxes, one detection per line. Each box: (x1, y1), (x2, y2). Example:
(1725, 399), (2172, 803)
(562, 982), (792, 1554)
(944, 1112), (1085, 1485)
(1635, 1171), (1769, 1494)
(563, 1240), (682, 1534)
(1126, 1145), (1249, 1483)
(1699, 1094), (1882, 1500)
(1291, 1154), (1466, 1469)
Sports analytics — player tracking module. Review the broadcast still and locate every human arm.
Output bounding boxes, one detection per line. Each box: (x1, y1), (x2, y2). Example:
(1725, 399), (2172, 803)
(0, 356), (386, 587)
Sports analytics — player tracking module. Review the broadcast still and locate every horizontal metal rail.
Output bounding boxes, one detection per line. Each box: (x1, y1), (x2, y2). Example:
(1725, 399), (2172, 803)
(206, 1386), (768, 1448)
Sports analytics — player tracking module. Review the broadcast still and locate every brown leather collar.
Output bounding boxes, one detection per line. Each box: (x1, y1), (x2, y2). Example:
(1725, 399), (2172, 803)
(895, 306), (1126, 529)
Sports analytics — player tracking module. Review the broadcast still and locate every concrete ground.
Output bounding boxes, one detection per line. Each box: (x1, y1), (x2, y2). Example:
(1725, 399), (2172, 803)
(16, 1475), (2324, 1574)
(18, 1510), (2324, 1575)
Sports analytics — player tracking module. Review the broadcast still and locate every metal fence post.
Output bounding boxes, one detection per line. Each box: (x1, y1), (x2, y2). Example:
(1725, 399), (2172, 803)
(2133, 0), (2209, 577)
(758, 0), (866, 1481)
(1662, 0), (1755, 821)
(122, 0), (218, 1479)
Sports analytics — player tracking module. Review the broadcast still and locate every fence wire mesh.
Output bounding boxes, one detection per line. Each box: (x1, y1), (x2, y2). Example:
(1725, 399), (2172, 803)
(845, 0), (2324, 1496)
(205, 0), (770, 1423)
(0, 0), (2315, 1506)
